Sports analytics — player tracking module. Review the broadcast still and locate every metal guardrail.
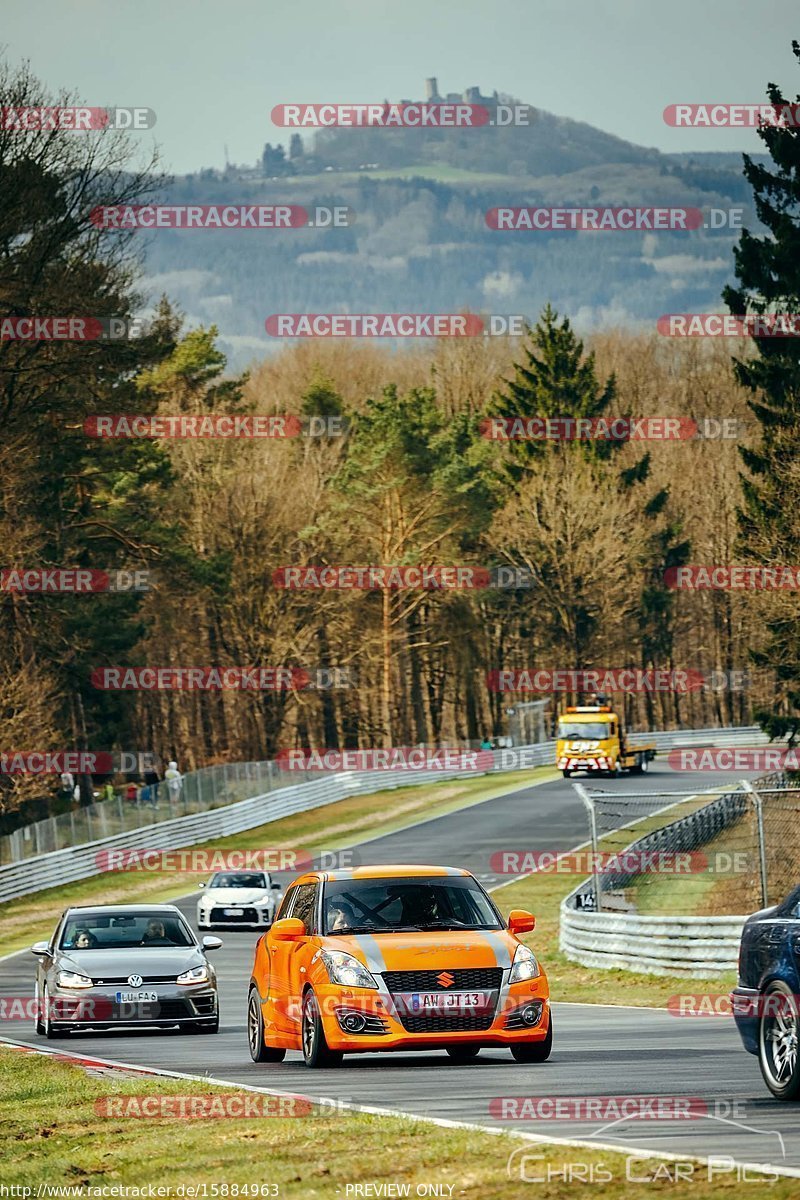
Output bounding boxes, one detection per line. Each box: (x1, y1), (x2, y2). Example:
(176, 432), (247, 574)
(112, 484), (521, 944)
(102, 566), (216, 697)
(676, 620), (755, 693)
(0, 725), (768, 905)
(559, 905), (747, 976)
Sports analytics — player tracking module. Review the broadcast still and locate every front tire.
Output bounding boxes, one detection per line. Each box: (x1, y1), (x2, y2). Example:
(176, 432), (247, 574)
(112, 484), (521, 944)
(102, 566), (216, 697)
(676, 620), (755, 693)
(34, 984), (45, 1035)
(301, 990), (343, 1068)
(758, 982), (800, 1099)
(511, 1015), (553, 1063)
(42, 985), (67, 1039)
(247, 987), (286, 1062)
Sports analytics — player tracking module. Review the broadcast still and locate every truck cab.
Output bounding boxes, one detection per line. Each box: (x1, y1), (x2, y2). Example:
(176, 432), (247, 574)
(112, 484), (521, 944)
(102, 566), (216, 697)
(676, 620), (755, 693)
(555, 704), (655, 779)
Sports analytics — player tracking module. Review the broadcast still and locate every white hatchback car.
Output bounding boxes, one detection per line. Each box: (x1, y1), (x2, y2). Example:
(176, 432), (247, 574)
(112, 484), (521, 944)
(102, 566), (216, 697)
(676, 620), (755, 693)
(197, 871), (283, 931)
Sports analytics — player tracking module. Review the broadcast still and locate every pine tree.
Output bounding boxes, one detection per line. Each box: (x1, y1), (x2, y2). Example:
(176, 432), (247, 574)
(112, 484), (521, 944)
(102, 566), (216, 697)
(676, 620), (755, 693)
(490, 304), (619, 471)
(722, 40), (800, 744)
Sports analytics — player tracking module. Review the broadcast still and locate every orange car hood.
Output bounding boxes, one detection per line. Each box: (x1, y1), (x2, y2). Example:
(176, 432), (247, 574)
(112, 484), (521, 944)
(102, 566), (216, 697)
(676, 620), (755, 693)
(326, 928), (516, 971)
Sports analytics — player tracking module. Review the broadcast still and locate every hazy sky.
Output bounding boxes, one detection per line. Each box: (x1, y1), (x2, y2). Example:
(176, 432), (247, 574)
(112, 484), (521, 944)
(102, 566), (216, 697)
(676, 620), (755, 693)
(3, 0), (799, 174)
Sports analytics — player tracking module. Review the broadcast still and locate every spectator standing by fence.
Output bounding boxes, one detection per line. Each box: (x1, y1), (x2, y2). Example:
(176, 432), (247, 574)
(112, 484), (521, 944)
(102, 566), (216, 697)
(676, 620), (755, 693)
(165, 761), (183, 804)
(144, 763), (161, 807)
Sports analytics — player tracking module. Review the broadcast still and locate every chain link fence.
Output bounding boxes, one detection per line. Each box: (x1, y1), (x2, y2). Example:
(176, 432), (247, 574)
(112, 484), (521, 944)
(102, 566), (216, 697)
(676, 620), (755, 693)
(571, 773), (800, 917)
(0, 760), (326, 866)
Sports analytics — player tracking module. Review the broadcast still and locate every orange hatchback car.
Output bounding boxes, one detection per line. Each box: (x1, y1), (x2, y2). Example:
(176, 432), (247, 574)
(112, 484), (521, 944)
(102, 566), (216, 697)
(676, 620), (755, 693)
(247, 865), (551, 1067)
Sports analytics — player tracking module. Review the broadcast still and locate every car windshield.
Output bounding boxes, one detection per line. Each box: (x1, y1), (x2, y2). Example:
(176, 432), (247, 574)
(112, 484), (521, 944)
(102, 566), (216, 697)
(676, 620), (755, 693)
(558, 723), (609, 739)
(323, 877), (503, 934)
(60, 913), (195, 950)
(209, 872), (268, 889)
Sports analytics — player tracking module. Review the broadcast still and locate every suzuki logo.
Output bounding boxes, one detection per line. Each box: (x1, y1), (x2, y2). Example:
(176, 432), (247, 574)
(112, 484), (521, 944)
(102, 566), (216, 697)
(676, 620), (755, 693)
(437, 971), (455, 988)
(127, 974), (143, 988)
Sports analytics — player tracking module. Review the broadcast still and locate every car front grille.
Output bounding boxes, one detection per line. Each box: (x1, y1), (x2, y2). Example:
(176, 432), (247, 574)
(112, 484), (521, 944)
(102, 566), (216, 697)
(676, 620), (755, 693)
(399, 1011), (496, 1033)
(143, 998), (192, 1020)
(382, 967), (501, 1034)
(209, 906), (259, 923)
(93, 975), (178, 985)
(382, 968), (502, 993)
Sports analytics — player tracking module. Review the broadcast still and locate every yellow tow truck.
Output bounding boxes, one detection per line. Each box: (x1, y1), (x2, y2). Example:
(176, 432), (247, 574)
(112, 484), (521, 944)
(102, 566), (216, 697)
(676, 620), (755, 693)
(556, 702), (656, 779)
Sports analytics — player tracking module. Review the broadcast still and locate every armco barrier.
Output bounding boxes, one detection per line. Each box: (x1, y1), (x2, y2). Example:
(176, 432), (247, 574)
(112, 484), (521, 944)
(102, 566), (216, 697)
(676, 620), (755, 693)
(559, 905), (747, 976)
(0, 725), (768, 904)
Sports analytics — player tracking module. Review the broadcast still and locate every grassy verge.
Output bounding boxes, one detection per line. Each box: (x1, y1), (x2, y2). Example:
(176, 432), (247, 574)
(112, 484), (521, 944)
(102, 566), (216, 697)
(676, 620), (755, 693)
(0, 1047), (788, 1198)
(0, 767), (556, 957)
(496, 792), (739, 1006)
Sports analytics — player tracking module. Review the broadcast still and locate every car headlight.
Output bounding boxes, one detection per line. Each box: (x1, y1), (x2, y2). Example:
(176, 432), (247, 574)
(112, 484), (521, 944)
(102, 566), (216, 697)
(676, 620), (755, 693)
(57, 971), (93, 989)
(318, 949), (378, 989)
(509, 945), (540, 983)
(177, 965), (209, 986)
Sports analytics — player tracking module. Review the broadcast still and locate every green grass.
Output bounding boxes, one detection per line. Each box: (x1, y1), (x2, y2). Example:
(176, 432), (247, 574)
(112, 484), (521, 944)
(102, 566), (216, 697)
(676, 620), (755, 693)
(0, 766), (556, 957)
(0, 1047), (789, 1197)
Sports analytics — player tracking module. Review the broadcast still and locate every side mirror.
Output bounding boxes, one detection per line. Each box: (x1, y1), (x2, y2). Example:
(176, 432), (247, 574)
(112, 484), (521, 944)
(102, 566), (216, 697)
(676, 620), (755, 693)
(31, 941), (51, 957)
(202, 935), (222, 951)
(270, 917), (306, 942)
(271, 883), (282, 890)
(198, 882), (205, 889)
(508, 910), (535, 935)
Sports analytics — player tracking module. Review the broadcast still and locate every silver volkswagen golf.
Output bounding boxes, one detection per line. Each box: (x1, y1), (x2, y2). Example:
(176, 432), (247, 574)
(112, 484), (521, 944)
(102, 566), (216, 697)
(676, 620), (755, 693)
(32, 904), (221, 1037)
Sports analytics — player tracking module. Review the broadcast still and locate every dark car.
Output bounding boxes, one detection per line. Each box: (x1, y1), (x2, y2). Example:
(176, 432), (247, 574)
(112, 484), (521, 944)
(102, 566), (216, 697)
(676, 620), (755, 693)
(732, 883), (800, 1099)
(31, 904), (222, 1037)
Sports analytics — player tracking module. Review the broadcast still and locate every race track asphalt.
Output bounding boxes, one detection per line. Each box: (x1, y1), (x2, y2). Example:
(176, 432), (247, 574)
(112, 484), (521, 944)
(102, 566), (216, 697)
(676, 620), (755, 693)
(2, 764), (797, 1174)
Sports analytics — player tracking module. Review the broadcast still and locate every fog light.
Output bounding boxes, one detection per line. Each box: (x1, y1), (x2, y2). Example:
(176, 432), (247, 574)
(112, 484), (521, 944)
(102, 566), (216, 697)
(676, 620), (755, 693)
(340, 1011), (367, 1033)
(521, 1003), (541, 1026)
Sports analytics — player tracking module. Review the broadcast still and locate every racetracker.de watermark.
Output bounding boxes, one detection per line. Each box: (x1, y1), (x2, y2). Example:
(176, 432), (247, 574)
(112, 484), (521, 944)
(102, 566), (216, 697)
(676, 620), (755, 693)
(84, 414), (347, 438)
(668, 992), (800, 1017)
(659, 313), (800, 337)
(94, 1095), (312, 1119)
(665, 565), (800, 589)
(0, 569), (152, 593)
(275, 747), (493, 772)
(272, 565), (532, 590)
(482, 415), (745, 441)
(486, 207), (702, 231)
(264, 314), (526, 337)
(88, 205), (352, 230)
(486, 668), (749, 693)
(0, 997), (117, 1021)
(90, 667), (353, 690)
(668, 747), (800, 771)
(664, 102), (800, 127)
(490, 1096), (743, 1120)
(0, 751), (155, 774)
(0, 106), (156, 131)
(95, 847), (359, 872)
(0, 317), (146, 341)
(487, 849), (752, 875)
(271, 102), (533, 127)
